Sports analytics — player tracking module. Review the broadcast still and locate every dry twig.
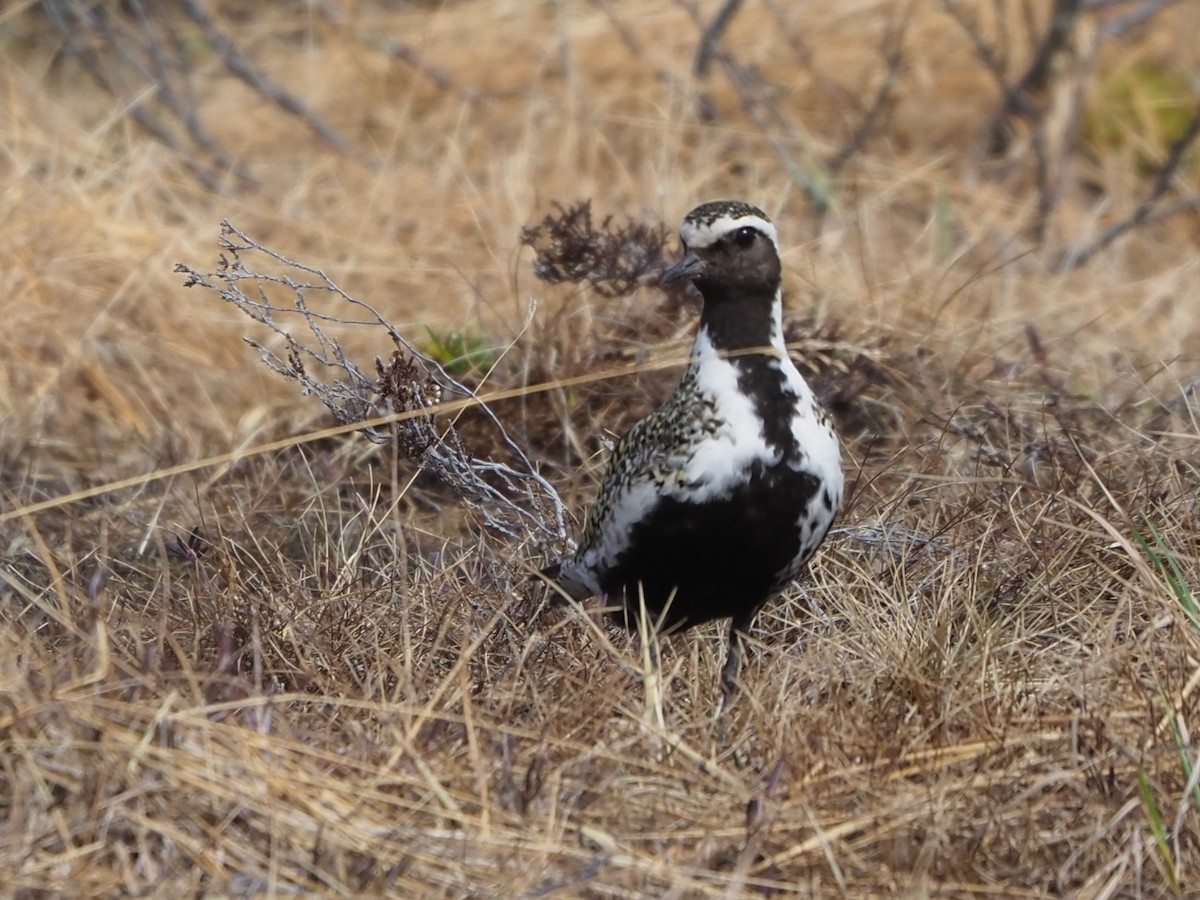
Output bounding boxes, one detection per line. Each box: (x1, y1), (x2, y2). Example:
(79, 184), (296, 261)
(176, 222), (567, 547)
(39, 0), (373, 186)
(1055, 101), (1200, 270)
(676, 0), (909, 216)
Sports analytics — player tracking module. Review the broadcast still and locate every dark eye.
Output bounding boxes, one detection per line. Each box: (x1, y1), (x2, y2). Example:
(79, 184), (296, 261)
(733, 226), (758, 247)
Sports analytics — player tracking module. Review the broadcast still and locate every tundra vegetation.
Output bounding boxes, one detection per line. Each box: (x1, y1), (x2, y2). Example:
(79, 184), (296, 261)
(2, 1), (1199, 894)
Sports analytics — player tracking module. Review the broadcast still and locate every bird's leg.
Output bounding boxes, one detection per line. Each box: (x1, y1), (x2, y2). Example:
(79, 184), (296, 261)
(718, 632), (743, 715)
(714, 613), (752, 749)
(718, 610), (755, 715)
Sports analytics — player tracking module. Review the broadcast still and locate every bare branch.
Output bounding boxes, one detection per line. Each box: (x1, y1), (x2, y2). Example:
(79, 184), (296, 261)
(587, 0), (687, 97)
(985, 0), (1084, 155)
(125, 0), (250, 182)
(827, 8), (911, 177)
(675, 0), (835, 214)
(176, 0), (375, 172)
(176, 222), (567, 547)
(940, 0), (1100, 244)
(376, 39), (471, 97)
(41, 1), (230, 190)
(1092, 0), (1185, 38)
(939, 0), (1011, 88)
(1055, 101), (1200, 270)
(692, 0), (745, 79)
(37, 0), (381, 186)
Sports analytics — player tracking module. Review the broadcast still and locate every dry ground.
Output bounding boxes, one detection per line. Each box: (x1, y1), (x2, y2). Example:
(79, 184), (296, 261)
(2, 0), (1200, 895)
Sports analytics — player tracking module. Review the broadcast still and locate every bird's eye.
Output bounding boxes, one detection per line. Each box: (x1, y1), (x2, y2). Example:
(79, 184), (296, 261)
(733, 226), (758, 247)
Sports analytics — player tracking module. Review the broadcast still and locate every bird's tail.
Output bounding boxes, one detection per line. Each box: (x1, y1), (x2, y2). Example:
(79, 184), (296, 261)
(531, 560), (591, 604)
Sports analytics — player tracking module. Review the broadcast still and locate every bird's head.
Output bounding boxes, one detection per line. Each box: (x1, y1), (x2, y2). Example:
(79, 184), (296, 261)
(662, 200), (781, 295)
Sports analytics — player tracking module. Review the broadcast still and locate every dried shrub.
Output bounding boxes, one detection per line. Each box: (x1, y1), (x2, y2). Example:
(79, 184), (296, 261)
(176, 221), (567, 547)
(520, 200), (672, 298)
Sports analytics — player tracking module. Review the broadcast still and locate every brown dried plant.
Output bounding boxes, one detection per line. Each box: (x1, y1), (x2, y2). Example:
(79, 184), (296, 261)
(176, 221), (567, 547)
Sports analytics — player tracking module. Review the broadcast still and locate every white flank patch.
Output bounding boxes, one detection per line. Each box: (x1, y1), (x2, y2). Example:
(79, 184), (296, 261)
(766, 293), (845, 580)
(767, 294), (843, 492)
(779, 354), (842, 481)
(790, 395), (843, 485)
(681, 213), (778, 250)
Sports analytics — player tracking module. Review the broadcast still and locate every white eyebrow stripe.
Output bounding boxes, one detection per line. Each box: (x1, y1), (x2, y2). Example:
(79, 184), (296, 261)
(679, 214), (779, 250)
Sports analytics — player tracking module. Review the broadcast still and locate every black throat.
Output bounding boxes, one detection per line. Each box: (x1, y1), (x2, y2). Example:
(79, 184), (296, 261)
(695, 284), (779, 352)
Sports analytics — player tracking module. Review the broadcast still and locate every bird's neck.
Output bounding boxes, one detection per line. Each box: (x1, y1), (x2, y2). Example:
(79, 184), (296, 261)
(693, 287), (786, 360)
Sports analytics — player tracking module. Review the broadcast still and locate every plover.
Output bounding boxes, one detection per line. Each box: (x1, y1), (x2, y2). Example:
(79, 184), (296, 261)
(545, 200), (843, 707)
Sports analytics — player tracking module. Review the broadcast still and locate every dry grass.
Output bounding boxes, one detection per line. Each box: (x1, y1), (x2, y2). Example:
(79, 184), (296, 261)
(3, 0), (1200, 895)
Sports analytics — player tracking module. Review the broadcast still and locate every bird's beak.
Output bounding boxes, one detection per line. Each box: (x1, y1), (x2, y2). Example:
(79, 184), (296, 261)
(661, 250), (703, 284)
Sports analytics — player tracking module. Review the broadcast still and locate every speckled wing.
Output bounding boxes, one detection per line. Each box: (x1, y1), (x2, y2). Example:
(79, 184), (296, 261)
(555, 401), (694, 598)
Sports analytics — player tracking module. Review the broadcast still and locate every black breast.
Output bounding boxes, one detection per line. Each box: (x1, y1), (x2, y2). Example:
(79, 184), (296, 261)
(599, 461), (822, 632)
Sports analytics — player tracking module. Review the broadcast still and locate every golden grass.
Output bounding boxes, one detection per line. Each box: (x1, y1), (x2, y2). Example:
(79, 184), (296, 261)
(3, 0), (1200, 894)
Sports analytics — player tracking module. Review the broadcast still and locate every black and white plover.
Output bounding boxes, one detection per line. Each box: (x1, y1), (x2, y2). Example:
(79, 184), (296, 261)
(545, 200), (844, 706)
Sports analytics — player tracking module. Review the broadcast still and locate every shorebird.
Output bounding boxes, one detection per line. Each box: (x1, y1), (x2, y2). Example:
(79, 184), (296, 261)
(544, 200), (843, 707)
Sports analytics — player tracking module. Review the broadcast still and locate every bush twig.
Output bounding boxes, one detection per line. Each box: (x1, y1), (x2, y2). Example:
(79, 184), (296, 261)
(38, 0), (374, 187)
(176, 222), (567, 547)
(1055, 102), (1200, 270)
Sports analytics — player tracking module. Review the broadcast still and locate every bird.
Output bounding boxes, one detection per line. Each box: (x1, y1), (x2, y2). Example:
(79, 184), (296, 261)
(543, 200), (844, 709)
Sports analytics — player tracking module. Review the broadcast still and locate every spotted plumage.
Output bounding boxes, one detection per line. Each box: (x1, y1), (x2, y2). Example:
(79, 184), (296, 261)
(546, 200), (843, 705)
